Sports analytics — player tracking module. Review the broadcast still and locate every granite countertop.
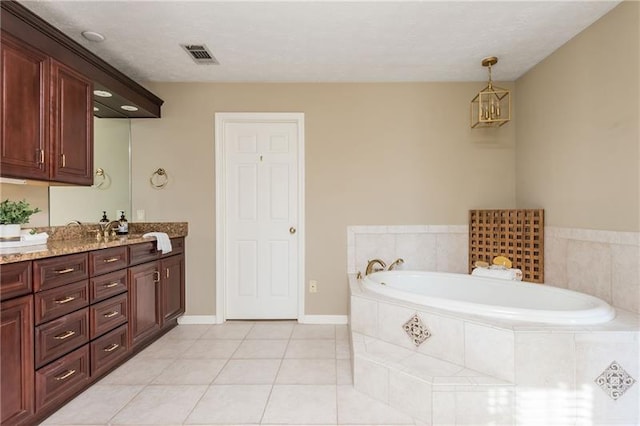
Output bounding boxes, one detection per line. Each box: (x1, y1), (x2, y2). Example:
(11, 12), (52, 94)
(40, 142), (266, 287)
(0, 222), (188, 264)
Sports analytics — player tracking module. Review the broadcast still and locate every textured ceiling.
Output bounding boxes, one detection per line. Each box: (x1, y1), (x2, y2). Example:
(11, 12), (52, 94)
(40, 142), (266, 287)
(20, 1), (620, 83)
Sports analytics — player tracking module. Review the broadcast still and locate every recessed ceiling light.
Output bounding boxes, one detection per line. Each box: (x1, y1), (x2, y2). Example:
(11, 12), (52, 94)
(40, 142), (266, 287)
(94, 90), (112, 98)
(121, 105), (138, 112)
(82, 31), (105, 42)
(93, 107), (99, 112)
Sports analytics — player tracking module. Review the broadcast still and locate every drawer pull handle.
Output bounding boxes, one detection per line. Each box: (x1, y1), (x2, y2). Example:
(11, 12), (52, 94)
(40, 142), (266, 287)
(154, 271), (160, 283)
(56, 268), (75, 274)
(54, 330), (76, 340)
(103, 311), (119, 318)
(103, 343), (120, 352)
(55, 296), (76, 304)
(54, 369), (76, 381)
(103, 257), (120, 263)
(104, 282), (120, 288)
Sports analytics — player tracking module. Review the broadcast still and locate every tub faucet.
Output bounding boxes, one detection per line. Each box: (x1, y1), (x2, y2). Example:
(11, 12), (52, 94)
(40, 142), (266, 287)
(365, 259), (387, 275)
(388, 258), (404, 270)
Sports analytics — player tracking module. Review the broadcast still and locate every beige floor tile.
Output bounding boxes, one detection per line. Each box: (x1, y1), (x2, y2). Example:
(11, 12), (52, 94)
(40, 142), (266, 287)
(291, 324), (336, 339)
(336, 385), (414, 425)
(98, 358), (174, 385)
(41, 385), (143, 425)
(285, 339), (336, 358)
(152, 359), (227, 385)
(232, 339), (289, 359)
(245, 322), (295, 339)
(183, 339), (242, 358)
(213, 359), (281, 384)
(184, 385), (272, 424)
(137, 339), (196, 359)
(262, 385), (337, 424)
(200, 321), (255, 340)
(111, 385), (207, 424)
(163, 324), (211, 340)
(276, 359), (337, 384)
(336, 341), (351, 359)
(336, 325), (350, 341)
(337, 360), (353, 385)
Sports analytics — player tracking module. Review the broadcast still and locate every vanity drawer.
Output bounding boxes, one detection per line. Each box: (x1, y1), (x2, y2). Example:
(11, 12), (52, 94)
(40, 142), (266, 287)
(35, 280), (89, 325)
(90, 293), (128, 338)
(90, 246), (128, 277)
(90, 269), (127, 303)
(35, 308), (89, 368)
(90, 324), (128, 378)
(129, 241), (159, 265)
(34, 253), (89, 292)
(35, 345), (90, 412)
(0, 260), (32, 300)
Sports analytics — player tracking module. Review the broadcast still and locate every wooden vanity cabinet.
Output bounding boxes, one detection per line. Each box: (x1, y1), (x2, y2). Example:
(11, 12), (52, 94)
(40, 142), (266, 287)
(128, 261), (162, 348)
(0, 32), (93, 185)
(0, 295), (35, 426)
(160, 254), (185, 327)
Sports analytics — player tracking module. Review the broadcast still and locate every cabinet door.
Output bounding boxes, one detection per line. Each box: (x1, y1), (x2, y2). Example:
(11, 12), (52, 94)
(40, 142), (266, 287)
(50, 59), (93, 185)
(1, 295), (35, 425)
(160, 254), (185, 327)
(0, 31), (49, 180)
(128, 262), (161, 348)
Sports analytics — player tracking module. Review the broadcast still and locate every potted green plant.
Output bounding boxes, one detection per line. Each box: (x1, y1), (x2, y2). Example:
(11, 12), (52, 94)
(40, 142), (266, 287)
(0, 199), (41, 239)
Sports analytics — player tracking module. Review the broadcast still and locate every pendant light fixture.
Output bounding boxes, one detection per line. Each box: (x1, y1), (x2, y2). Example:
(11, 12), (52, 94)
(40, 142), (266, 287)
(470, 56), (511, 128)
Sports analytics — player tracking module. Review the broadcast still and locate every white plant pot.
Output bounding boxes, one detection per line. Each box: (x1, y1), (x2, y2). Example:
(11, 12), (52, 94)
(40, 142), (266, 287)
(0, 224), (21, 239)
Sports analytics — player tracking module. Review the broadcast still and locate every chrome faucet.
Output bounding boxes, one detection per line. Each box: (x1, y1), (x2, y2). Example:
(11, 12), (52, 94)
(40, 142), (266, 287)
(365, 259), (387, 275)
(388, 258), (404, 270)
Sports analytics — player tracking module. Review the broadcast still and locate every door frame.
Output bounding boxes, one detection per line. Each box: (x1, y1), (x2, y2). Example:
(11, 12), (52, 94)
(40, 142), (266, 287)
(214, 112), (305, 324)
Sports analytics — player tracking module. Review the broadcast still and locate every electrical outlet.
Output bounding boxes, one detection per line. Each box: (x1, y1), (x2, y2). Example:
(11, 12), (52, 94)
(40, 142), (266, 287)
(309, 280), (318, 293)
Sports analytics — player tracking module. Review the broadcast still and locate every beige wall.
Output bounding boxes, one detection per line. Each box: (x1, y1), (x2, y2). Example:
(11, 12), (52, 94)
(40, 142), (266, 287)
(515, 1), (639, 232)
(131, 83), (516, 316)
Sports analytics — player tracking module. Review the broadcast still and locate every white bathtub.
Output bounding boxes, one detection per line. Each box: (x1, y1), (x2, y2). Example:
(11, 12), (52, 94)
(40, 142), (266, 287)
(361, 270), (615, 325)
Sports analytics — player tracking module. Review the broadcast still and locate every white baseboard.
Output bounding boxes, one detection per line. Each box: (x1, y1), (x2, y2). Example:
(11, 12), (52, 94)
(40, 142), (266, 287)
(298, 315), (349, 325)
(177, 315), (217, 325)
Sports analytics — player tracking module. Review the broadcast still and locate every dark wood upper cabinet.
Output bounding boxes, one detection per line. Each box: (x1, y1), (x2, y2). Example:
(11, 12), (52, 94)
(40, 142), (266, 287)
(50, 59), (93, 185)
(0, 31), (49, 181)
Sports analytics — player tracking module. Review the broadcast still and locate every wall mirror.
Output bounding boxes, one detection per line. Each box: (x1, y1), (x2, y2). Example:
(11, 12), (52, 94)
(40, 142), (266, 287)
(48, 118), (131, 225)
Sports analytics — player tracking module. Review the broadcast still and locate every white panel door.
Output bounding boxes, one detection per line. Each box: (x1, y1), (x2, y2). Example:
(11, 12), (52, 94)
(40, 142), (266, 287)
(225, 120), (299, 319)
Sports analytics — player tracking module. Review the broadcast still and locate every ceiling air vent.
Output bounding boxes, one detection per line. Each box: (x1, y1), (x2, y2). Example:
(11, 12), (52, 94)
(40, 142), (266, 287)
(180, 44), (219, 65)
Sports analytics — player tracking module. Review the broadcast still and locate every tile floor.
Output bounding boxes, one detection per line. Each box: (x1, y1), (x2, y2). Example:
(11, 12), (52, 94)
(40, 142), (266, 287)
(43, 322), (418, 426)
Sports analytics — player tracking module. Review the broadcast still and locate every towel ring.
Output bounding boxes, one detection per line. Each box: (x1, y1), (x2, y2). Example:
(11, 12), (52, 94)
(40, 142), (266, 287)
(150, 168), (169, 189)
(93, 168), (111, 190)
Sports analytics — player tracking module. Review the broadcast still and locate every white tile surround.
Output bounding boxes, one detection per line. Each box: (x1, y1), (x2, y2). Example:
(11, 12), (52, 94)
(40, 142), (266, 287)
(348, 225), (640, 313)
(348, 224), (640, 425)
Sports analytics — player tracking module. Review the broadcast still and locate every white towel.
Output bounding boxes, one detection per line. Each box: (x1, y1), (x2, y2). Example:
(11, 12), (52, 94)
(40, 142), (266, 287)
(143, 232), (172, 254)
(471, 267), (523, 281)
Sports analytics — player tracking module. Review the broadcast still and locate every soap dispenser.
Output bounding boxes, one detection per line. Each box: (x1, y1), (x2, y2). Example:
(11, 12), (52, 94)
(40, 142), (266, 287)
(117, 212), (129, 235)
(100, 211), (109, 223)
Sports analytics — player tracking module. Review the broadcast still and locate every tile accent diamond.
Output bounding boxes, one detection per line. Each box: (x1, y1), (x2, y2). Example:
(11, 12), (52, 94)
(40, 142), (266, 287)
(594, 361), (636, 400)
(402, 314), (431, 347)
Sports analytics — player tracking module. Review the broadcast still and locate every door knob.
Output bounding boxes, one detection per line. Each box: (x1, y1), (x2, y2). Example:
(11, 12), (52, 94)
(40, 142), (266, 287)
(289, 227), (296, 234)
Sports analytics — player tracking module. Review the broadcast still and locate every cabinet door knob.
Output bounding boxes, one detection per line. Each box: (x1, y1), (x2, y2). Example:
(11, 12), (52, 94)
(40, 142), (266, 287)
(289, 227), (296, 234)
